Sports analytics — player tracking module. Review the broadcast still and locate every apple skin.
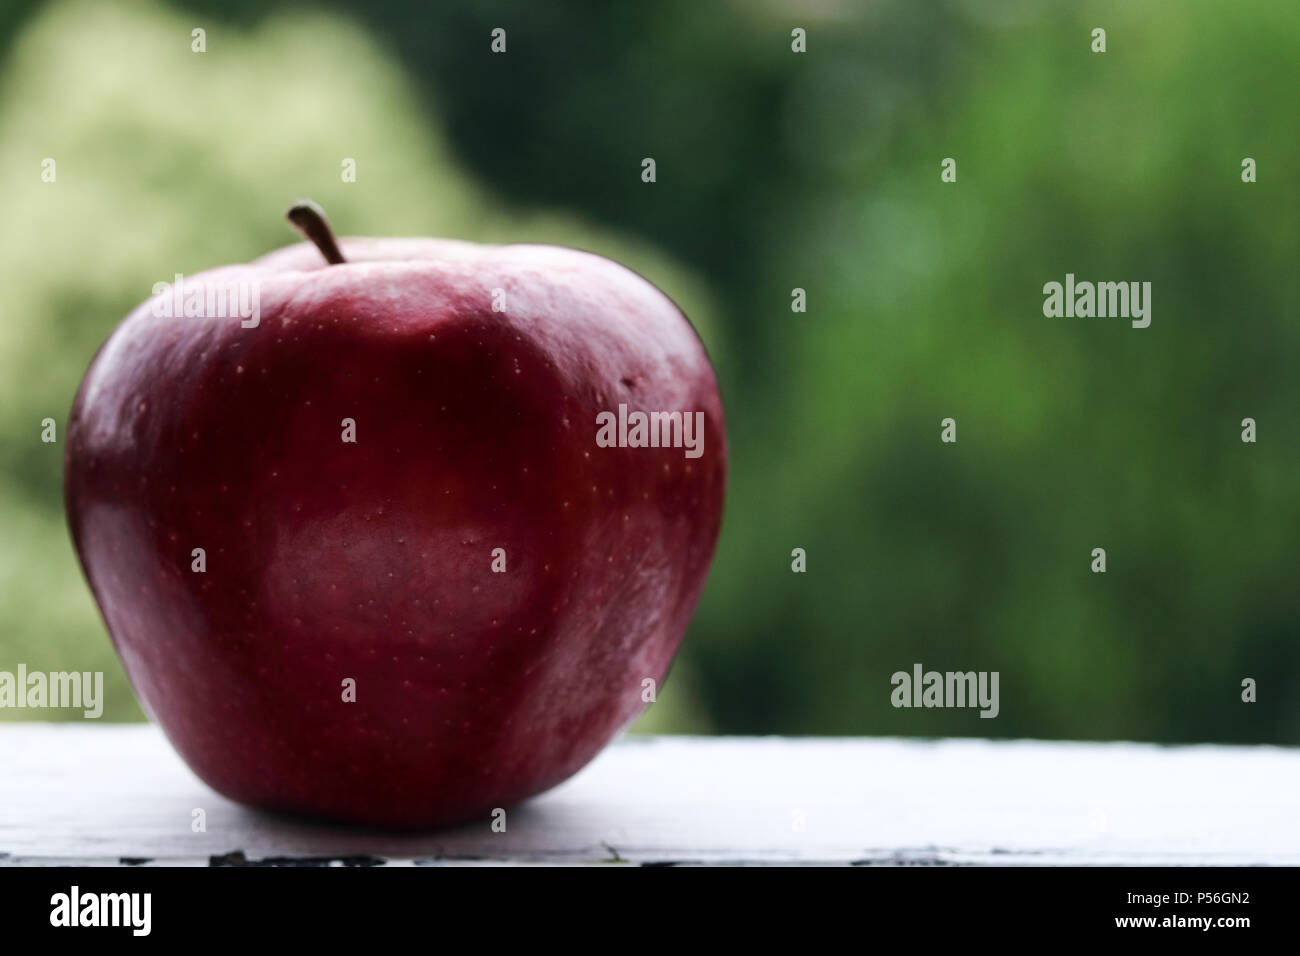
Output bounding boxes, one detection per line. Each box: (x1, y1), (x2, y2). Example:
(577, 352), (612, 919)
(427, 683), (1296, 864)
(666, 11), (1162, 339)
(65, 236), (726, 828)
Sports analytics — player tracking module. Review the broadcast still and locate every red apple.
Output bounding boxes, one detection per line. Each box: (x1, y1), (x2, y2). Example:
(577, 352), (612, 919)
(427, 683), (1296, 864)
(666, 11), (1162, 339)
(64, 202), (726, 828)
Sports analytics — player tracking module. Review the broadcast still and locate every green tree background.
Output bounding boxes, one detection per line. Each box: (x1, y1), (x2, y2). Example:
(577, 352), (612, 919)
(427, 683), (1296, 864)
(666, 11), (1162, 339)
(1, 0), (1296, 742)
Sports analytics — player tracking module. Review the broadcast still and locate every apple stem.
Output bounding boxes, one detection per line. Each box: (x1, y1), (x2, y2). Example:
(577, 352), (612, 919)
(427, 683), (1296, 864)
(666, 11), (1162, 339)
(286, 200), (347, 265)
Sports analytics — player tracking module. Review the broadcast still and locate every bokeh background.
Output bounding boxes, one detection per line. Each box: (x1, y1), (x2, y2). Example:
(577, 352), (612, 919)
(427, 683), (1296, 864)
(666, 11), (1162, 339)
(2, 0), (1296, 742)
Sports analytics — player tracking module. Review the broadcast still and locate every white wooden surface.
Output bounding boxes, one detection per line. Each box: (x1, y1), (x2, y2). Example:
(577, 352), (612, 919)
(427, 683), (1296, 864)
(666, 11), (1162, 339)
(1, 724), (1297, 865)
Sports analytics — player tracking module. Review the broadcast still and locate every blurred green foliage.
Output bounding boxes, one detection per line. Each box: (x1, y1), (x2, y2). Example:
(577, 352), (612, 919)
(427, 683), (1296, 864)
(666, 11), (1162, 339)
(1, 0), (1296, 742)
